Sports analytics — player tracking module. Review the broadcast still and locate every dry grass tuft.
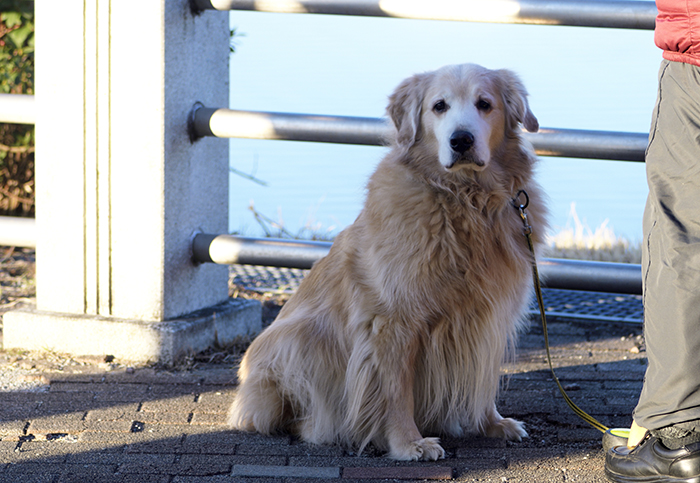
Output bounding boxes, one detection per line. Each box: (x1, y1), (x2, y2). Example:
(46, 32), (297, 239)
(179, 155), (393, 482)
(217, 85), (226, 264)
(545, 204), (641, 264)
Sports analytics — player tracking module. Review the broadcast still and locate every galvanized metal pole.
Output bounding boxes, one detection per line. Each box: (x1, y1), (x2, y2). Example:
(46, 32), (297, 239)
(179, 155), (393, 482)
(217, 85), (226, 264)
(193, 233), (332, 269)
(192, 0), (656, 30)
(0, 94), (35, 125)
(538, 258), (642, 295)
(0, 216), (36, 248)
(191, 106), (648, 162)
(192, 233), (643, 294)
(523, 128), (648, 162)
(191, 106), (389, 146)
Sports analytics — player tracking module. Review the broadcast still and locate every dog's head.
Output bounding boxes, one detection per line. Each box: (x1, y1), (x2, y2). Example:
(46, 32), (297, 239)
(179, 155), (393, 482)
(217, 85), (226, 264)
(387, 64), (538, 173)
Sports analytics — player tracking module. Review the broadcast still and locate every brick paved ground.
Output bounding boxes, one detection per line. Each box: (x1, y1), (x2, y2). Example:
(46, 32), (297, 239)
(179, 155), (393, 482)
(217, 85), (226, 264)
(0, 312), (645, 483)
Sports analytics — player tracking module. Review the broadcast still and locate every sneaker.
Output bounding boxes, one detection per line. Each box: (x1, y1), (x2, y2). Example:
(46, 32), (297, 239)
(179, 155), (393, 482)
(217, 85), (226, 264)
(605, 434), (700, 482)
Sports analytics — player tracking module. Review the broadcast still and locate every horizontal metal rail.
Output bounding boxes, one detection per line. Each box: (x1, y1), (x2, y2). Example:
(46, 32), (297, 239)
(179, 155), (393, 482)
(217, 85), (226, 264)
(193, 0), (656, 30)
(191, 106), (388, 146)
(538, 257), (641, 294)
(0, 93), (35, 125)
(0, 216), (37, 248)
(0, 220), (642, 294)
(191, 107), (648, 162)
(193, 233), (332, 268)
(192, 233), (643, 294)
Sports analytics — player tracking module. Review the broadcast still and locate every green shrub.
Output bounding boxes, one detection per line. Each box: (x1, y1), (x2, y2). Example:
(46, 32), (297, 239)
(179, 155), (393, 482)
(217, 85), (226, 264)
(0, 0), (34, 217)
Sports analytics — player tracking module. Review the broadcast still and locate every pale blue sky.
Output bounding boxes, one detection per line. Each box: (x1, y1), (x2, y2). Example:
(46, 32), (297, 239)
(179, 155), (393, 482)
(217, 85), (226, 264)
(227, 10), (660, 242)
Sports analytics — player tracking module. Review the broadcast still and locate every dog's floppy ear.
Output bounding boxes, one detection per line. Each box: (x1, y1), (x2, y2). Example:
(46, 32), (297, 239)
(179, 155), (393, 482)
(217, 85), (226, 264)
(495, 69), (539, 133)
(386, 72), (430, 150)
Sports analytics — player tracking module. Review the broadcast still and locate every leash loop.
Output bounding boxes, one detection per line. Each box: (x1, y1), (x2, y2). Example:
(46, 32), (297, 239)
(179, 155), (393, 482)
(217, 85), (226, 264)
(512, 190), (532, 235)
(512, 189), (530, 210)
(513, 190), (609, 434)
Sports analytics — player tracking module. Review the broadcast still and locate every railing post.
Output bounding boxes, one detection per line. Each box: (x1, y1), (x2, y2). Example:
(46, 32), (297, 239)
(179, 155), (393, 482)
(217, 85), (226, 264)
(3, 0), (261, 364)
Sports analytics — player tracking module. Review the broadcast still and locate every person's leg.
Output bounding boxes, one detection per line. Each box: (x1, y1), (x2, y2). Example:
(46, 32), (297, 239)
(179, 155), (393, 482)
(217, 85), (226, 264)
(605, 59), (700, 483)
(634, 59), (700, 442)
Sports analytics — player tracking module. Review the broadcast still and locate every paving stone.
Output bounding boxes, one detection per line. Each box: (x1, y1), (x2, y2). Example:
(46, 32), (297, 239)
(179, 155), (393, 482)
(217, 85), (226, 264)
(59, 474), (171, 483)
(181, 432), (237, 454)
(115, 453), (177, 474)
(557, 428), (604, 443)
(123, 436), (184, 454)
(342, 466), (453, 480)
(190, 412), (226, 425)
(47, 372), (106, 384)
(220, 430), (291, 445)
(49, 382), (99, 393)
(233, 464), (340, 478)
(0, 463), (58, 482)
(32, 392), (97, 415)
(27, 413), (86, 435)
(507, 448), (566, 469)
(173, 477), (280, 483)
(101, 368), (164, 384)
(77, 426), (185, 445)
(0, 419), (26, 439)
(65, 447), (128, 465)
(287, 456), (400, 468)
(195, 389), (236, 413)
(147, 384), (205, 397)
(55, 463), (117, 477)
(84, 404), (141, 421)
(93, 387), (150, 403)
(174, 453), (236, 475)
(139, 395), (198, 413)
(134, 410), (191, 425)
(175, 455), (286, 476)
(236, 442), (345, 457)
(0, 403), (35, 420)
(83, 419), (135, 433)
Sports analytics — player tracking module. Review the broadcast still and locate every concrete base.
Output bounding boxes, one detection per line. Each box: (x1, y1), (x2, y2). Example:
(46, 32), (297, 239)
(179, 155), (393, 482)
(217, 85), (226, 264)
(2, 298), (261, 365)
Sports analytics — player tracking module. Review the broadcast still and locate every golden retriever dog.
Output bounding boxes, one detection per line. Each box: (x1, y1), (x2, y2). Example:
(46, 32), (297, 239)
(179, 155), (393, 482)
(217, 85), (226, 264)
(228, 63), (548, 461)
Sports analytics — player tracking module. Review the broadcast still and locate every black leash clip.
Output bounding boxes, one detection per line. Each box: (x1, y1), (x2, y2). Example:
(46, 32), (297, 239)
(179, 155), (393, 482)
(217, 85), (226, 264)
(512, 190), (532, 236)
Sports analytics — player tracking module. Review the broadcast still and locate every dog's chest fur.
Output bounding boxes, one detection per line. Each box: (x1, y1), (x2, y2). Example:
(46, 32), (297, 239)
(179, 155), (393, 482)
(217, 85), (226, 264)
(355, 157), (534, 325)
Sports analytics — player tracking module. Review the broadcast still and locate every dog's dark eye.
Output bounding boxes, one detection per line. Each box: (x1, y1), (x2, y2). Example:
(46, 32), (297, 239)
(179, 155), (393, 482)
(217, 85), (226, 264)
(476, 99), (492, 112)
(433, 100), (448, 113)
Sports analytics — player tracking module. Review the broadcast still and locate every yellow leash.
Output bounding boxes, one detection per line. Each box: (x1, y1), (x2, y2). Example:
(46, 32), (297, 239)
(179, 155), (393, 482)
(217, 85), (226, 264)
(512, 190), (609, 434)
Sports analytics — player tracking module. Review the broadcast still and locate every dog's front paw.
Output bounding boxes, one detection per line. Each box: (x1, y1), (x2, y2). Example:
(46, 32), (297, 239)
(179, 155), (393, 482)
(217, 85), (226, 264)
(389, 437), (446, 461)
(486, 417), (528, 441)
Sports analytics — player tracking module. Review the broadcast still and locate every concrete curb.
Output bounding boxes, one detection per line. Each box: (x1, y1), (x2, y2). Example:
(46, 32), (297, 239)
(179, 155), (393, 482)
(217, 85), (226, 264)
(3, 298), (261, 365)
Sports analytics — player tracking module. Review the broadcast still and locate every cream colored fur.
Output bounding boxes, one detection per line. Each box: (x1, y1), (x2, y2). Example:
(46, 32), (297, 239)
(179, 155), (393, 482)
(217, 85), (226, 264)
(227, 63), (549, 461)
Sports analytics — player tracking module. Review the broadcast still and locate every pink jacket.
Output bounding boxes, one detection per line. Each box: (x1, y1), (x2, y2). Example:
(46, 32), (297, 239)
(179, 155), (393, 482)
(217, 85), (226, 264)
(655, 0), (700, 66)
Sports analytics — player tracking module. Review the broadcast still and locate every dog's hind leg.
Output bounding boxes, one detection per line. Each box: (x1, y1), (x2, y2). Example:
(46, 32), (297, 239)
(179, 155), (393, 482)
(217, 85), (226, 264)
(483, 402), (528, 441)
(228, 373), (288, 435)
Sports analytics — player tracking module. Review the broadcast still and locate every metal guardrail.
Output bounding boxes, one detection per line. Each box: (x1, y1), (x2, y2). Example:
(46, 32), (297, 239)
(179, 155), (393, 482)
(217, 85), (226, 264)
(191, 233), (643, 295)
(191, 107), (649, 162)
(0, 216), (36, 248)
(0, 93), (35, 125)
(0, 218), (644, 295)
(193, 233), (332, 268)
(192, 0), (656, 30)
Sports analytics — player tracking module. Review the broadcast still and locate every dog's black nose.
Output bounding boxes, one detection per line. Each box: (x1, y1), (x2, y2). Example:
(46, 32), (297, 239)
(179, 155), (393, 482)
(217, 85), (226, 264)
(450, 131), (475, 154)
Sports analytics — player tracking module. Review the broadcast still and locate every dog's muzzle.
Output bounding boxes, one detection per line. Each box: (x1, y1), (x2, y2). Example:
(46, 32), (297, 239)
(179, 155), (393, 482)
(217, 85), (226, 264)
(450, 130), (474, 154)
(448, 130), (484, 168)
